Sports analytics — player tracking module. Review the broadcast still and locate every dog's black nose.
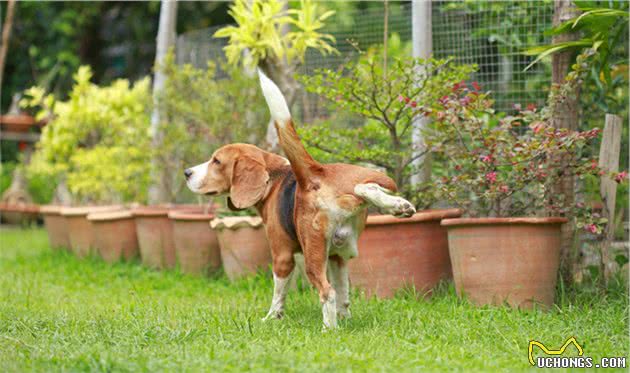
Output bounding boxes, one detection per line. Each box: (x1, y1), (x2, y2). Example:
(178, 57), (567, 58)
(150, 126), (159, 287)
(184, 168), (193, 179)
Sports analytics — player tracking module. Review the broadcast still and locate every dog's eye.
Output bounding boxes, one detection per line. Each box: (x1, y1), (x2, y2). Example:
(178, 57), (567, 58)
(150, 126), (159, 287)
(212, 158), (221, 165)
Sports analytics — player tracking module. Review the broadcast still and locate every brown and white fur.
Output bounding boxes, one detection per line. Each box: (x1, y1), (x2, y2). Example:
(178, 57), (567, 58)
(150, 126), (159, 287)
(184, 71), (415, 329)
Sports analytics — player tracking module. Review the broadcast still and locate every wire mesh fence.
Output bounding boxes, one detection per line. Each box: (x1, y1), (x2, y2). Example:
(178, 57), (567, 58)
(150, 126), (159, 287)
(176, 1), (554, 119)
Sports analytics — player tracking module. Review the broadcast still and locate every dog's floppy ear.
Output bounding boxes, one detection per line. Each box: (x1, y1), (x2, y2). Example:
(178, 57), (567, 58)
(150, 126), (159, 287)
(229, 156), (269, 209)
(227, 197), (245, 211)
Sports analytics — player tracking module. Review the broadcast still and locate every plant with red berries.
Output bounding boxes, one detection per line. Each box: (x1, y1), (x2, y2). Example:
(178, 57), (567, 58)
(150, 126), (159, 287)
(425, 50), (627, 233)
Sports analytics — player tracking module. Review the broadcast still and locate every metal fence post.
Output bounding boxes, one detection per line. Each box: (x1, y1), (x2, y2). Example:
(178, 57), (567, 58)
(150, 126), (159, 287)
(411, 0), (432, 186)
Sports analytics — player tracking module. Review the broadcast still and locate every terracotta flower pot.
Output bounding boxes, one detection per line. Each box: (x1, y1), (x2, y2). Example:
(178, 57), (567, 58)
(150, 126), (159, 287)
(133, 206), (176, 269)
(169, 210), (221, 275)
(348, 209), (462, 298)
(133, 205), (205, 270)
(88, 210), (139, 263)
(0, 203), (40, 225)
(61, 205), (123, 258)
(442, 217), (567, 308)
(40, 205), (70, 250)
(211, 216), (271, 280)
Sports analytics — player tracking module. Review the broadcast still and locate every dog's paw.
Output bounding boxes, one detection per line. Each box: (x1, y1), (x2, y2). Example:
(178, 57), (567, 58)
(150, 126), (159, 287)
(390, 197), (416, 218)
(337, 307), (351, 320)
(262, 310), (284, 322)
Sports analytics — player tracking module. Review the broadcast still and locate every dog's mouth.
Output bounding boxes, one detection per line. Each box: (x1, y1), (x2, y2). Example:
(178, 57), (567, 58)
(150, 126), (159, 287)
(204, 191), (218, 196)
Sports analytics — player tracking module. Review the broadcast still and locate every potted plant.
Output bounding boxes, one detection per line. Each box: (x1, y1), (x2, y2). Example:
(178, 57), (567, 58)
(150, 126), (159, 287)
(88, 210), (139, 263)
(427, 50), (627, 308)
(40, 205), (70, 250)
(299, 48), (472, 297)
(61, 205), (123, 258)
(210, 210), (271, 281)
(169, 206), (221, 276)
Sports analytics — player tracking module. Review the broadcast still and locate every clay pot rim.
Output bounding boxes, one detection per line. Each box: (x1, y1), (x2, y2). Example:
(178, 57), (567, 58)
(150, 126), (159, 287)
(0, 114), (37, 125)
(441, 216), (568, 227)
(40, 205), (64, 215)
(131, 204), (207, 217)
(210, 216), (262, 230)
(88, 210), (134, 221)
(168, 210), (215, 221)
(60, 205), (123, 217)
(0, 203), (40, 213)
(131, 206), (170, 217)
(366, 208), (463, 226)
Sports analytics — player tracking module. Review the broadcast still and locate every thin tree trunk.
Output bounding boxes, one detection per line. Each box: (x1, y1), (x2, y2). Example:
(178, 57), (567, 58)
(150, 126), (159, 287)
(0, 0), (16, 100)
(551, 0), (580, 285)
(148, 0), (178, 204)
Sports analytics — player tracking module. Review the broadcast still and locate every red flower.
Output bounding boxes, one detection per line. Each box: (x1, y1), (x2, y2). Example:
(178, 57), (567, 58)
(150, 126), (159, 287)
(452, 81), (467, 92)
(585, 224), (598, 234)
(615, 171), (628, 183)
(397, 95), (405, 102)
(454, 164), (462, 171)
(499, 185), (509, 193)
(526, 103), (537, 111)
(18, 141), (28, 151)
(530, 122), (545, 134)
(480, 154), (492, 163)
(410, 101), (418, 108)
(471, 81), (481, 91)
(438, 95), (449, 106)
(485, 171), (497, 183)
(460, 96), (472, 106)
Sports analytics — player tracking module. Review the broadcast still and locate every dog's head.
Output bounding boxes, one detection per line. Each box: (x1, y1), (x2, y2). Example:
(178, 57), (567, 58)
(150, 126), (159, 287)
(184, 144), (270, 210)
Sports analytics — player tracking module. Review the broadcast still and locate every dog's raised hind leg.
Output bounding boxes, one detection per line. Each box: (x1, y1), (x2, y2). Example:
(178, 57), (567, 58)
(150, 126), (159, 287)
(354, 183), (416, 218)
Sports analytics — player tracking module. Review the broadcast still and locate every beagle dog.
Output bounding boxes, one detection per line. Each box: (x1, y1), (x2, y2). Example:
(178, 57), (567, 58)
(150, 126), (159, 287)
(185, 71), (415, 329)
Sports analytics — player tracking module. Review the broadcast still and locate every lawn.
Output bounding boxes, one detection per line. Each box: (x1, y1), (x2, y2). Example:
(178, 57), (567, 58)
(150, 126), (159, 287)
(0, 227), (628, 372)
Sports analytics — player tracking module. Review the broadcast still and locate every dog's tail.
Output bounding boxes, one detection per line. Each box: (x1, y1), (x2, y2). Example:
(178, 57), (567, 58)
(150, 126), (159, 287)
(258, 69), (322, 187)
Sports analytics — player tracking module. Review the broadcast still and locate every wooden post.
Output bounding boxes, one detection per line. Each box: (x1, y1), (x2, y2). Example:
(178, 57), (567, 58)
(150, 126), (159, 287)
(598, 114), (622, 283)
(551, 0), (580, 285)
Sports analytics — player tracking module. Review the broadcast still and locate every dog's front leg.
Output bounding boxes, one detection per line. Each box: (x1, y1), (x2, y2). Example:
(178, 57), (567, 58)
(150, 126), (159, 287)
(328, 255), (351, 319)
(263, 250), (295, 321)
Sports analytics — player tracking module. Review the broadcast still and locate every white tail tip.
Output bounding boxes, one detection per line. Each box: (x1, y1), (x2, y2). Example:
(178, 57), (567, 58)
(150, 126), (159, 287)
(258, 68), (291, 125)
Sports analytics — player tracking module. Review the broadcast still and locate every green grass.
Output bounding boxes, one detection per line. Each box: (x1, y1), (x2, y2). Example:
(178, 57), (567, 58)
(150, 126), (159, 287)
(0, 227), (628, 372)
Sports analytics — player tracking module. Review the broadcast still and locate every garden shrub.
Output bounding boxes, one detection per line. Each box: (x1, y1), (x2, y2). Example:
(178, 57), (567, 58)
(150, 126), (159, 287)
(299, 46), (475, 207)
(155, 52), (268, 202)
(424, 50), (628, 232)
(23, 66), (152, 203)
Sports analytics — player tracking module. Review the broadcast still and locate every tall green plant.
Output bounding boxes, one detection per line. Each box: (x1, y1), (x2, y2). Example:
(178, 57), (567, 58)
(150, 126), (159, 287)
(214, 0), (338, 150)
